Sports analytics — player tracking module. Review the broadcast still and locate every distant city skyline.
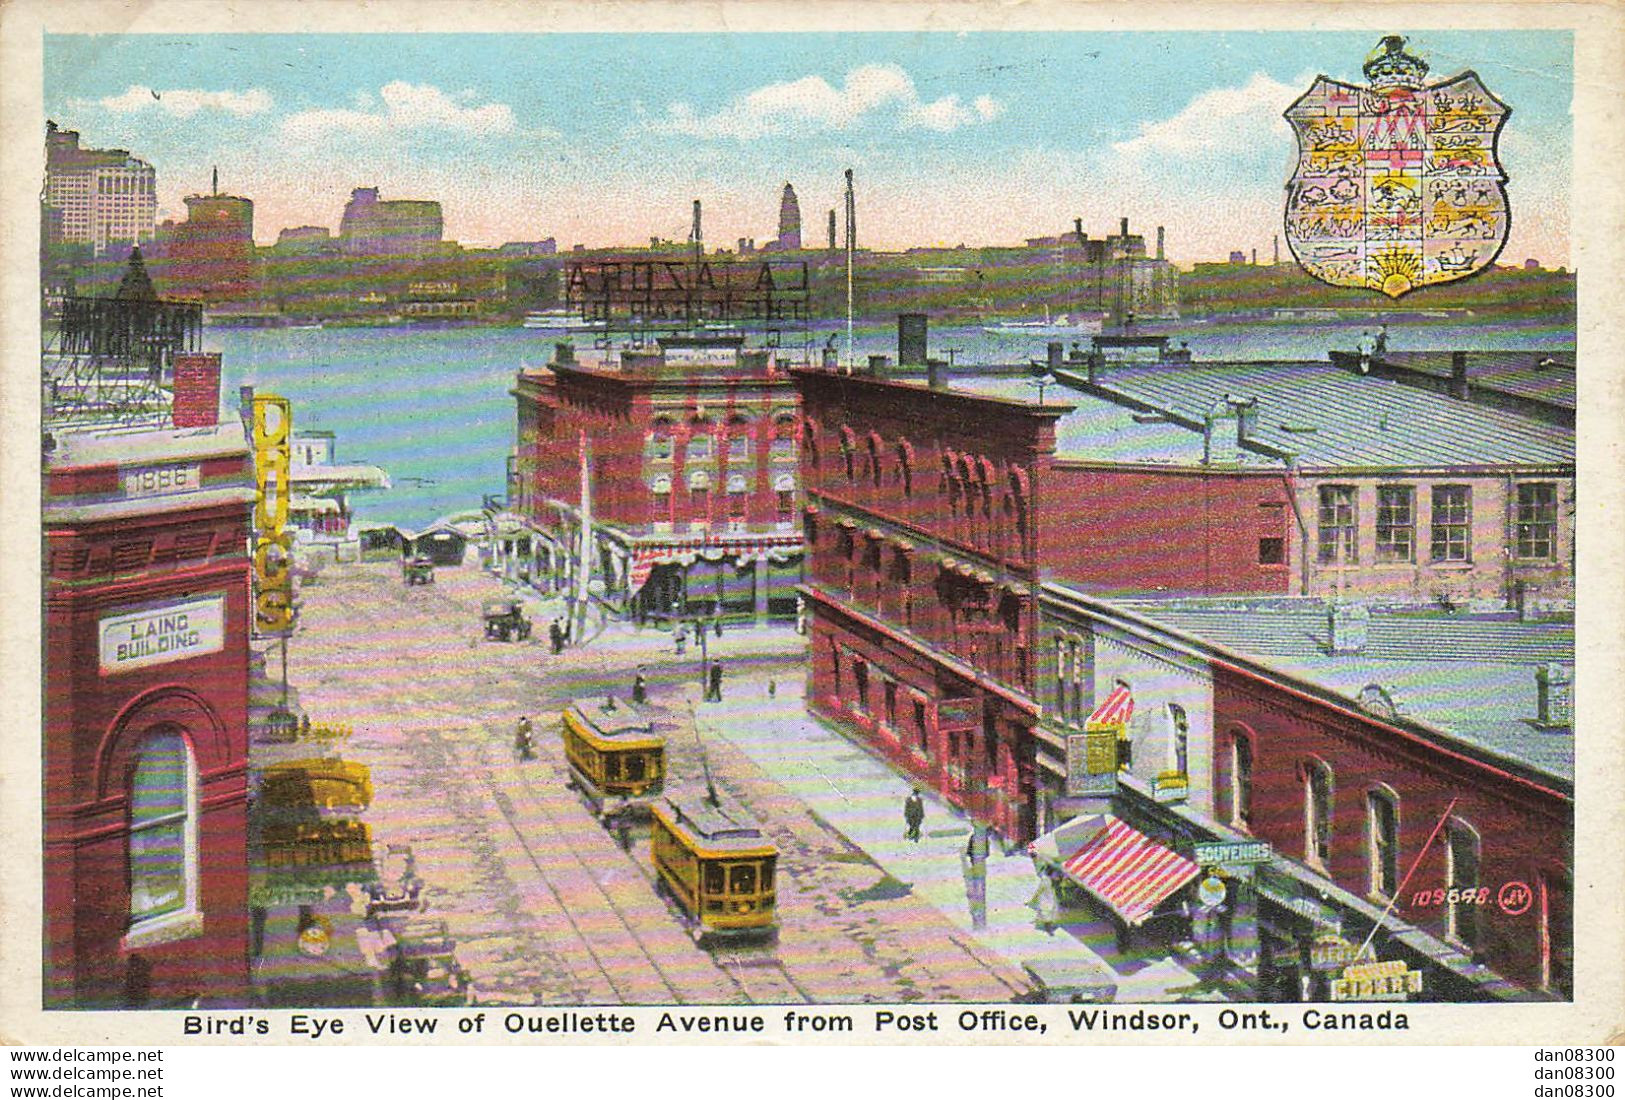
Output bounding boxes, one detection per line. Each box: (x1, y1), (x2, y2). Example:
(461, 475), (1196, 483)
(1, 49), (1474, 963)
(44, 31), (1572, 265)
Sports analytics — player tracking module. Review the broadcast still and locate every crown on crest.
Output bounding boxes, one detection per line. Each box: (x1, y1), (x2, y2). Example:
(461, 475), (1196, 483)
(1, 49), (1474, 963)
(1362, 35), (1430, 91)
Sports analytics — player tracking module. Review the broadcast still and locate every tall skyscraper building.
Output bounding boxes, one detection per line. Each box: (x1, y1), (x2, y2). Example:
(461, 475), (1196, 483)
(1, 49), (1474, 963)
(777, 182), (802, 252)
(152, 173), (256, 302)
(43, 121), (157, 256)
(338, 187), (443, 255)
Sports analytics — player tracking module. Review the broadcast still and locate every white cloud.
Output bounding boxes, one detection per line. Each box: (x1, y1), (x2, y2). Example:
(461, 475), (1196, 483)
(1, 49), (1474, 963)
(650, 64), (1004, 139)
(1111, 71), (1303, 159)
(280, 81), (517, 140)
(94, 85), (272, 118)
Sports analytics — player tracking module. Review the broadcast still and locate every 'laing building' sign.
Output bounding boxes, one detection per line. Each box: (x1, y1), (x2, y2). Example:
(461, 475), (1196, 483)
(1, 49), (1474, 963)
(252, 394), (295, 635)
(99, 596), (224, 674)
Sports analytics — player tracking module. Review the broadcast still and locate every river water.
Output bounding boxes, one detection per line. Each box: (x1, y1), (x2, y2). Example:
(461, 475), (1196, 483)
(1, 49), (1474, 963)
(209, 318), (1573, 529)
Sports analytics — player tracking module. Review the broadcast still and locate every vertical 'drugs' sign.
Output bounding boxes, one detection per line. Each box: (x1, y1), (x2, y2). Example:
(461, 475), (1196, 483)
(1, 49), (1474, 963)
(253, 394), (295, 635)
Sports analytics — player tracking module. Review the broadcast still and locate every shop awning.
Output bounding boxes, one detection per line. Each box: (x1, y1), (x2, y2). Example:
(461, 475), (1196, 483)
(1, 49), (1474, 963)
(1087, 684), (1135, 729)
(1047, 816), (1200, 927)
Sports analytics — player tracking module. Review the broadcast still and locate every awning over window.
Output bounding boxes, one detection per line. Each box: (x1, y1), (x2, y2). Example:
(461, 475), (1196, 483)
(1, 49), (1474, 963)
(1039, 816), (1200, 927)
(1087, 684), (1134, 729)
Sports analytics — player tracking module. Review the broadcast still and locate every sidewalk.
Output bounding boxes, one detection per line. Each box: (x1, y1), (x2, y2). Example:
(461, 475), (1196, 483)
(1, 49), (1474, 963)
(691, 674), (1205, 1002)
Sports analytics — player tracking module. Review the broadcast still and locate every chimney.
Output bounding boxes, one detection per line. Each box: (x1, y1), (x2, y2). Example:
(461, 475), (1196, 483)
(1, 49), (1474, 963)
(1535, 664), (1572, 729)
(898, 313), (928, 367)
(1047, 342), (1064, 371)
(1156, 226), (1165, 261)
(1252, 248), (1258, 266)
(828, 209), (837, 251)
(1203, 395), (1241, 465)
(926, 359), (947, 390)
(738, 237), (748, 254)
(1450, 350), (1469, 398)
(1274, 234), (1280, 265)
(172, 353), (222, 427)
(212, 166), (219, 196)
(692, 199), (702, 254)
(1232, 396), (1259, 445)
(1327, 602), (1370, 654)
(1074, 217), (1084, 244)
(1119, 216), (1129, 238)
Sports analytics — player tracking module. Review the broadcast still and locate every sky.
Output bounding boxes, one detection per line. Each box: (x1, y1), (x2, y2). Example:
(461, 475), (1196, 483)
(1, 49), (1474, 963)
(43, 31), (1573, 265)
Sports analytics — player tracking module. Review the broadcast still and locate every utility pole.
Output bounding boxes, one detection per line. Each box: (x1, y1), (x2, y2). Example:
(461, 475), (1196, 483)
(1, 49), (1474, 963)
(844, 168), (856, 374)
(574, 429), (593, 644)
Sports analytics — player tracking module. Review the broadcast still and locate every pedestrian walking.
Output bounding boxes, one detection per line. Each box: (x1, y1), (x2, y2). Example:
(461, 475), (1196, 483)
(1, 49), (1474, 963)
(706, 660), (724, 702)
(632, 667), (648, 705)
(548, 619), (563, 654)
(515, 716), (534, 762)
(714, 616), (723, 638)
(903, 788), (924, 842)
(675, 628), (687, 657)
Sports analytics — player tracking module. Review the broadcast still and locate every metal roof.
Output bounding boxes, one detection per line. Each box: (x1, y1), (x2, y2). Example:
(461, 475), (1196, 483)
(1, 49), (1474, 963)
(1107, 596), (1574, 782)
(1378, 351), (1577, 409)
(949, 374), (1280, 467)
(1071, 362), (1574, 470)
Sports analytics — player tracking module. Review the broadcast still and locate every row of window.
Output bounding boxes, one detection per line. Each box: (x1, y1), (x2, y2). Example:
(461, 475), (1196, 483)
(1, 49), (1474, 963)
(1227, 734), (1570, 994)
(647, 414), (797, 462)
(1316, 482), (1560, 565)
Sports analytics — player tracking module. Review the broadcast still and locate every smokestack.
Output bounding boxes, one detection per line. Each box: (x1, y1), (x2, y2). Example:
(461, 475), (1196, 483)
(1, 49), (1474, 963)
(1274, 234), (1280, 265)
(1451, 350), (1469, 398)
(1156, 226), (1165, 261)
(1074, 217), (1083, 244)
(692, 199), (702, 255)
(212, 166), (219, 196)
(1251, 248), (1258, 266)
(1120, 216), (1129, 238)
(828, 209), (837, 251)
(844, 169), (856, 251)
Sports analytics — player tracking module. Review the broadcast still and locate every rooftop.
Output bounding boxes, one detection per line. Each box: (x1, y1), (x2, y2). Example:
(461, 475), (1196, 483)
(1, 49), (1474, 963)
(1058, 361), (1575, 470)
(1105, 595), (1575, 784)
(1378, 350), (1577, 410)
(47, 421), (248, 469)
(950, 374), (1281, 468)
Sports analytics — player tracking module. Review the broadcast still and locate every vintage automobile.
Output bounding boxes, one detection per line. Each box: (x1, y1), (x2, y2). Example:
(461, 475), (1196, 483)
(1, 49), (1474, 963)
(401, 556), (435, 586)
(482, 598), (532, 642)
(391, 917), (474, 1007)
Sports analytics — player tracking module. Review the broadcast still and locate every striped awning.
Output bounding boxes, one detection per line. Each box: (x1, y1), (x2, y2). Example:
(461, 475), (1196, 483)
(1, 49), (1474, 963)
(1086, 684), (1134, 729)
(1060, 817), (1200, 927)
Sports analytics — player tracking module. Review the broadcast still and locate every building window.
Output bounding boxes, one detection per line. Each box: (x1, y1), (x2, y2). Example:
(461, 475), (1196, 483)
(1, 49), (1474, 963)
(884, 680), (898, 730)
(1367, 789), (1399, 900)
(1445, 819), (1481, 950)
(1317, 485), (1358, 564)
(651, 475), (672, 527)
(649, 418), (674, 460)
(127, 731), (198, 931)
(913, 699), (929, 752)
(1540, 871), (1572, 998)
(1304, 759), (1334, 869)
(1168, 704), (1188, 777)
(853, 661), (870, 714)
(688, 420), (712, 461)
(690, 485), (710, 524)
(1374, 485), (1415, 562)
(1516, 482), (1558, 560)
(1230, 732), (1253, 829)
(776, 490), (795, 527)
(727, 416), (751, 462)
(1258, 537), (1285, 565)
(1430, 485), (1472, 562)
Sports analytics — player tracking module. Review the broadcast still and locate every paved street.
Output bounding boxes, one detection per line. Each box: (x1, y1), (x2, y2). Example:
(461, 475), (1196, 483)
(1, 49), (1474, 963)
(276, 560), (1027, 1005)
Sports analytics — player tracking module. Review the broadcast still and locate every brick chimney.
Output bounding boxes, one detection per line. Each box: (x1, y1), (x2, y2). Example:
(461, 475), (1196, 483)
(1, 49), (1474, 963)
(1451, 351), (1469, 398)
(171, 352), (221, 427)
(1156, 226), (1165, 261)
(1535, 663), (1572, 729)
(1327, 602), (1370, 654)
(1119, 216), (1129, 238)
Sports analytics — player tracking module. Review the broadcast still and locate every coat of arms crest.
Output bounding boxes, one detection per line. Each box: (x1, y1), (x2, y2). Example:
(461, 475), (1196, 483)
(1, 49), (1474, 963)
(1283, 36), (1511, 298)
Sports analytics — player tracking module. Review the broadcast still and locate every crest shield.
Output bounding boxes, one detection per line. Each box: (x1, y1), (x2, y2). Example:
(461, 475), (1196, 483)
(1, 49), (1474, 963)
(1283, 38), (1511, 298)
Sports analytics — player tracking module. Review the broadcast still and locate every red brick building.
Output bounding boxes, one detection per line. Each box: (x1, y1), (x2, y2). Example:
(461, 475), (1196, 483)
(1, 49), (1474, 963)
(796, 369), (1066, 842)
(153, 191), (256, 304)
(43, 422), (257, 1007)
(512, 337), (803, 622)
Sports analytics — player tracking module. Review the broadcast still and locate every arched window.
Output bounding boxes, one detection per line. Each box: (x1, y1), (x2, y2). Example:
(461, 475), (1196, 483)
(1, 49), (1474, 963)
(727, 415), (752, 462)
(726, 473), (748, 527)
(688, 469), (711, 526)
(1367, 787), (1400, 900)
(688, 417), (713, 461)
(1445, 818), (1482, 950)
(126, 730), (198, 938)
(649, 417), (674, 461)
(1304, 758), (1334, 869)
(840, 428), (857, 481)
(896, 441), (915, 497)
(650, 474), (672, 527)
(1230, 731), (1254, 829)
(773, 473), (796, 529)
(1167, 704), (1189, 777)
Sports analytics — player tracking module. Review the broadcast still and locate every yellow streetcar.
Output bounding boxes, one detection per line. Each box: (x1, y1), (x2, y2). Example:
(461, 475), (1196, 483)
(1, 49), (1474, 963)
(561, 696), (665, 823)
(650, 793), (778, 944)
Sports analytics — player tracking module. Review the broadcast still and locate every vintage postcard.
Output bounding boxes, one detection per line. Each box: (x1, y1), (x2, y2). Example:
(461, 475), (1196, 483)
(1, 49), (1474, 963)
(2, 0), (1622, 1051)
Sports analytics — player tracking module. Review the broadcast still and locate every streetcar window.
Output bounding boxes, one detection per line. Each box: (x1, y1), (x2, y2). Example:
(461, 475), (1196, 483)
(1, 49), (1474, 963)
(704, 864), (726, 895)
(729, 864), (757, 895)
(625, 754), (646, 782)
(604, 754), (622, 780)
